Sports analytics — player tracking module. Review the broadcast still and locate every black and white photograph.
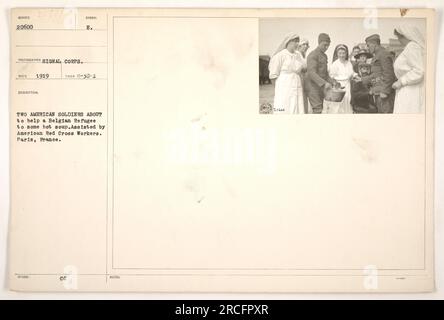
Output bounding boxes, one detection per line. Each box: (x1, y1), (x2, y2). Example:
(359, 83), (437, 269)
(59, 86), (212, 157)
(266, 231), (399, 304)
(259, 18), (426, 114)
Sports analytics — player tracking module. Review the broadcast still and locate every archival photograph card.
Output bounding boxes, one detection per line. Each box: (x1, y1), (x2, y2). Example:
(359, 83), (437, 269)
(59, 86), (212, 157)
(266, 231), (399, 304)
(8, 8), (435, 292)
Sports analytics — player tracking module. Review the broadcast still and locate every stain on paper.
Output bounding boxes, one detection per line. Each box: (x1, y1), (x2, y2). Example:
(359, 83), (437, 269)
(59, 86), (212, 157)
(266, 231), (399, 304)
(353, 138), (377, 163)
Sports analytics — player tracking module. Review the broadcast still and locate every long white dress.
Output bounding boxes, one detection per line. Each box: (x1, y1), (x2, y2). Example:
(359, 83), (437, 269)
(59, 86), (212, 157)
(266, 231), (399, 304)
(269, 49), (306, 114)
(326, 59), (355, 114)
(393, 41), (425, 113)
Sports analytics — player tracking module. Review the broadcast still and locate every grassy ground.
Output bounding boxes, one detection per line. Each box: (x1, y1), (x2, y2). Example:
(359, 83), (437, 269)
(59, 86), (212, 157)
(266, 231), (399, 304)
(259, 83), (275, 114)
(259, 83), (275, 105)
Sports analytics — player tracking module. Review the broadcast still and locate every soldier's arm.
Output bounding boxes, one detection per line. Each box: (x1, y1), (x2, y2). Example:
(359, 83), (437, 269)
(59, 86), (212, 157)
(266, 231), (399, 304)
(326, 74), (337, 86)
(380, 52), (397, 95)
(307, 53), (327, 87)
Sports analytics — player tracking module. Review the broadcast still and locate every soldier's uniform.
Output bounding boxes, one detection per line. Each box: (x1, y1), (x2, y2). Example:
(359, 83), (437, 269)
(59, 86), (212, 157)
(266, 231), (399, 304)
(361, 34), (397, 113)
(305, 34), (335, 114)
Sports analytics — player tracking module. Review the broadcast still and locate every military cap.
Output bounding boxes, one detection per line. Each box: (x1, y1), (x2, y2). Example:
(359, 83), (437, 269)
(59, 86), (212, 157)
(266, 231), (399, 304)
(318, 33), (331, 43)
(365, 34), (381, 43)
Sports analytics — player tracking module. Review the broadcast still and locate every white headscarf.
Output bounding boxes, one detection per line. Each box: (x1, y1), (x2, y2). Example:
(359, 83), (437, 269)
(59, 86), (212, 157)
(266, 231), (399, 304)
(273, 32), (299, 56)
(395, 23), (425, 49)
(299, 38), (309, 46)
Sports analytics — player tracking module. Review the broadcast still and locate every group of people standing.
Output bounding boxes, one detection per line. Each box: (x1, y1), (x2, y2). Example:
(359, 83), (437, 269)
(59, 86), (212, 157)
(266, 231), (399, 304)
(267, 23), (425, 114)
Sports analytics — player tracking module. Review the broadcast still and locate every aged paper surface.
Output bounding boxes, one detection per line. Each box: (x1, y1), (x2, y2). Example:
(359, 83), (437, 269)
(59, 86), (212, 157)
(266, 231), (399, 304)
(9, 8), (435, 292)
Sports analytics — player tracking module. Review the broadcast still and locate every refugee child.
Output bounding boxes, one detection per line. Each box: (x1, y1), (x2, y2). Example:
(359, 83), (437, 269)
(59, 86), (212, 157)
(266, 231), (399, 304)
(350, 62), (378, 113)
